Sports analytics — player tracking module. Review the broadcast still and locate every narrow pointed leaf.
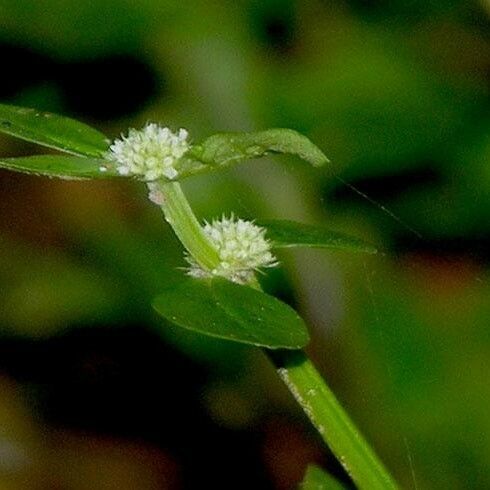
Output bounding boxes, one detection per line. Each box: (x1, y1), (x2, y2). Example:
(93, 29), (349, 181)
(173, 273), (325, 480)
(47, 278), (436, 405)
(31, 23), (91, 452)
(258, 219), (377, 254)
(152, 277), (310, 349)
(0, 103), (110, 157)
(300, 465), (347, 490)
(0, 155), (119, 180)
(185, 129), (329, 175)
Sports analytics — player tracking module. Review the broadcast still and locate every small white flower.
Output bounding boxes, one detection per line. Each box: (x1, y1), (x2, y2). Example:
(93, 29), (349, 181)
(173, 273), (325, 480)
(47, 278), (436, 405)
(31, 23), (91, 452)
(187, 215), (278, 284)
(106, 124), (190, 181)
(147, 182), (165, 205)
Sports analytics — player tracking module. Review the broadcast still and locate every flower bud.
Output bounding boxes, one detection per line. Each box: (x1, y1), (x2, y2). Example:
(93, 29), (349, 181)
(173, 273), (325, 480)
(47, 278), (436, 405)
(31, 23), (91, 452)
(187, 215), (278, 284)
(106, 124), (189, 181)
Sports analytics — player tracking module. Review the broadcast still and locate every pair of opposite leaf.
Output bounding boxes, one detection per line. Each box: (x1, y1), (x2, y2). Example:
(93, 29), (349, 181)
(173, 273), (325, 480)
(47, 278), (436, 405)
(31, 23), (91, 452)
(0, 103), (376, 350)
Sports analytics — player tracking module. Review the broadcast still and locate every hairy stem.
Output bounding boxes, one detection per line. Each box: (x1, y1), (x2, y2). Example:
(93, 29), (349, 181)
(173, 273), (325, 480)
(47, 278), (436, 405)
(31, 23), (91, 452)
(153, 181), (221, 271)
(268, 350), (398, 489)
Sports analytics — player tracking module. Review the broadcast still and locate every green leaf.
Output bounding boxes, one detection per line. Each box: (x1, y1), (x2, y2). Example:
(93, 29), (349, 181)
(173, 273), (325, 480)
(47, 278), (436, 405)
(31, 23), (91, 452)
(258, 219), (377, 254)
(152, 277), (310, 349)
(0, 103), (110, 157)
(300, 465), (347, 490)
(183, 128), (329, 176)
(0, 155), (119, 180)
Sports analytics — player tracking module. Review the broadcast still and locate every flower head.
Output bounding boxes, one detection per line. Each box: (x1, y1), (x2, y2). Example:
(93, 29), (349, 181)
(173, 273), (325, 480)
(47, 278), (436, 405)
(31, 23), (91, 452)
(187, 215), (278, 284)
(106, 124), (189, 181)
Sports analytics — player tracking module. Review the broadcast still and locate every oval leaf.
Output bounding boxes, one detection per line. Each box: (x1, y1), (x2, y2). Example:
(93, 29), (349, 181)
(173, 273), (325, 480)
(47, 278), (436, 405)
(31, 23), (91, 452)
(152, 277), (310, 349)
(258, 219), (377, 254)
(0, 103), (110, 157)
(300, 465), (347, 490)
(0, 156), (119, 180)
(185, 129), (329, 175)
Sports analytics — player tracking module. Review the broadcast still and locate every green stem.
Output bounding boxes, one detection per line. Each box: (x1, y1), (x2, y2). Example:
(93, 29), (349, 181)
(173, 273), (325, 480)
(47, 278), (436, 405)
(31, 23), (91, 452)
(154, 179), (397, 489)
(153, 181), (221, 271)
(268, 350), (398, 490)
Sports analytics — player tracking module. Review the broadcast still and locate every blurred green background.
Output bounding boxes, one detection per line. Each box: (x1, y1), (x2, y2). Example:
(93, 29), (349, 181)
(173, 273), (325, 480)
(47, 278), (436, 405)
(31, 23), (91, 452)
(0, 0), (489, 488)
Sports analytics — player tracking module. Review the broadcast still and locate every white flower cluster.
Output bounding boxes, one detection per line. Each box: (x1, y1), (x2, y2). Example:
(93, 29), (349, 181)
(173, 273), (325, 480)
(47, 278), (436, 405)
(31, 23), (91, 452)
(187, 215), (278, 284)
(106, 124), (189, 181)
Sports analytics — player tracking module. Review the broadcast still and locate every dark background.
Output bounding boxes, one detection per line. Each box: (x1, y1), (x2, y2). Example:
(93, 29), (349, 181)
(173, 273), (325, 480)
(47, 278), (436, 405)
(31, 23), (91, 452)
(0, 0), (489, 488)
